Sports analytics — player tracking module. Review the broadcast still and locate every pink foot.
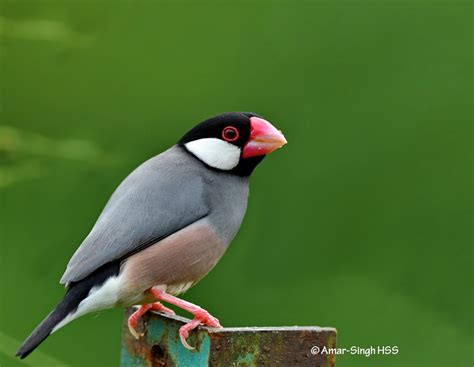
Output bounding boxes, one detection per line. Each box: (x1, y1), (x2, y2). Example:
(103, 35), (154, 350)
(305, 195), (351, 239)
(149, 288), (222, 350)
(127, 302), (175, 339)
(178, 308), (221, 350)
(128, 304), (152, 339)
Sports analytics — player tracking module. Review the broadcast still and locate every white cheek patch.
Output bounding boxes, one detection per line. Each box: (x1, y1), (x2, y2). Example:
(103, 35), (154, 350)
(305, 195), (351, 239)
(185, 138), (241, 170)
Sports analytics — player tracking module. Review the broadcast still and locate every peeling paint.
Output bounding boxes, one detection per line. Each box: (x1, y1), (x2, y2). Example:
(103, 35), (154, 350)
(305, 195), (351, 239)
(121, 308), (337, 367)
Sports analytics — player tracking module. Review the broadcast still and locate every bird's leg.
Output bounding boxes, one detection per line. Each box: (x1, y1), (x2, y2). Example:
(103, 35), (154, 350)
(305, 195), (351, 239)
(149, 288), (222, 350)
(149, 302), (176, 315)
(127, 302), (175, 339)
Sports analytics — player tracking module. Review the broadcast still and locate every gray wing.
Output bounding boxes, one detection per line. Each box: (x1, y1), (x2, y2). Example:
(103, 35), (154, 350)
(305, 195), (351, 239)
(60, 146), (209, 284)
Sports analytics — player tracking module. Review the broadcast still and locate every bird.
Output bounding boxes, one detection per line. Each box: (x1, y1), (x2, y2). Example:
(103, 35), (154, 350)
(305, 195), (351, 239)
(16, 111), (287, 358)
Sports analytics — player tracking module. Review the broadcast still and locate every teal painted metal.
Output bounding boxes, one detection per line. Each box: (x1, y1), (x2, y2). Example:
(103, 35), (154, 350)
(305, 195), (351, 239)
(145, 314), (211, 366)
(121, 308), (337, 366)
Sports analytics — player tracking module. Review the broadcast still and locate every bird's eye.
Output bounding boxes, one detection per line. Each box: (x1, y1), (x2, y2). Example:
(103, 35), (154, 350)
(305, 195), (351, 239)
(222, 126), (239, 142)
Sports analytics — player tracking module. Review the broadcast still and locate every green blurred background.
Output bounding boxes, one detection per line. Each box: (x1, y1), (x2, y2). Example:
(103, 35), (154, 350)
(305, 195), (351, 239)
(0, 1), (472, 366)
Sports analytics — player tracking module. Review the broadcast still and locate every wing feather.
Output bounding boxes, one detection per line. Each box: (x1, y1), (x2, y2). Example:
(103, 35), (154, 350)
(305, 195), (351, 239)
(60, 147), (209, 284)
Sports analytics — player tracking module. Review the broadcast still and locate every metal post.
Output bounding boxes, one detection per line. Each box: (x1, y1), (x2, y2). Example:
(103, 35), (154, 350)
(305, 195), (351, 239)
(121, 308), (337, 366)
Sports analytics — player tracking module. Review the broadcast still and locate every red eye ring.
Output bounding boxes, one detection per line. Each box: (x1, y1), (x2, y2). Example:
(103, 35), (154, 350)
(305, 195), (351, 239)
(222, 126), (239, 142)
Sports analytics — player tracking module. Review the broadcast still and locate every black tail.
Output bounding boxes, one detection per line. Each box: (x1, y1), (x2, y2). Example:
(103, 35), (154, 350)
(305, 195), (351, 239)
(15, 292), (76, 359)
(16, 260), (120, 359)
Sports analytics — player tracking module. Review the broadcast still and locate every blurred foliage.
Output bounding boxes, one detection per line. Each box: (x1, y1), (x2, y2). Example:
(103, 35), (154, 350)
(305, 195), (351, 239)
(0, 1), (472, 367)
(0, 16), (90, 46)
(0, 125), (105, 188)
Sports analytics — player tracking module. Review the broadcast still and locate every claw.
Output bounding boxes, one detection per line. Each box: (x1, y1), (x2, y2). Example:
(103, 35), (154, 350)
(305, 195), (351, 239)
(127, 304), (151, 339)
(128, 323), (142, 339)
(177, 310), (221, 350)
(179, 327), (194, 350)
(180, 336), (194, 350)
(178, 317), (201, 350)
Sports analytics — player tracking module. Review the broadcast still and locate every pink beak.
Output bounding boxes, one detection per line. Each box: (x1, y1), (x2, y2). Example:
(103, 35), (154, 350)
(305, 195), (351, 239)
(242, 117), (287, 158)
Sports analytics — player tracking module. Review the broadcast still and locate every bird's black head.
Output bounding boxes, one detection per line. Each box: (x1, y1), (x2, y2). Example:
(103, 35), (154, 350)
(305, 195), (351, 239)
(178, 112), (287, 176)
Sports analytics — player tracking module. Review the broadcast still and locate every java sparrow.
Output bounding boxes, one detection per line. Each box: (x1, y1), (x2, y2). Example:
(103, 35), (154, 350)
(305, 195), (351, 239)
(16, 112), (287, 358)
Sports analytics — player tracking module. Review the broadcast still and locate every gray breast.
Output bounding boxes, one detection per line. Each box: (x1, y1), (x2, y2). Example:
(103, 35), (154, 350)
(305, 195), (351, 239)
(201, 168), (250, 245)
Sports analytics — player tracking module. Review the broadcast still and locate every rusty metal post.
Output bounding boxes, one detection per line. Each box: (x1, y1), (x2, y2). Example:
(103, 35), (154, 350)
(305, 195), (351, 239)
(121, 308), (337, 366)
